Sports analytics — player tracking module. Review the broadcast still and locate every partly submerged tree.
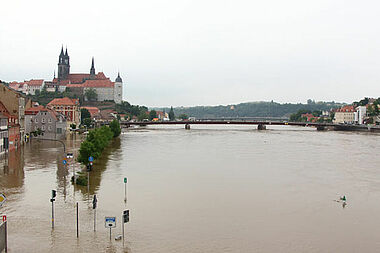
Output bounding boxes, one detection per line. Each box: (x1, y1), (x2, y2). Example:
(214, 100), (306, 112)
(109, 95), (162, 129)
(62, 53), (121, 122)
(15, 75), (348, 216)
(169, 106), (175, 121)
(109, 119), (121, 137)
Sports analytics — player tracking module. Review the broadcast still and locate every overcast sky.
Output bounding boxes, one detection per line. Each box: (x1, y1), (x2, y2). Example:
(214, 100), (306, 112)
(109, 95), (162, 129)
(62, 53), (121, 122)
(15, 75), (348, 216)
(1, 0), (380, 107)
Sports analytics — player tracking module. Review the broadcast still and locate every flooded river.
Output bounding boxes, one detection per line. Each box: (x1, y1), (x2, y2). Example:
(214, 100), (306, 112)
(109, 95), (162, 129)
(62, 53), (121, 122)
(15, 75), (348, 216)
(1, 125), (380, 252)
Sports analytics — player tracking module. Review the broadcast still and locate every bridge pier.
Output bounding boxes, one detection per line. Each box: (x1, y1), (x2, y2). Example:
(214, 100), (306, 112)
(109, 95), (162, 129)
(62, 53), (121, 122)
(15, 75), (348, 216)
(316, 126), (326, 131)
(257, 124), (266, 130)
(185, 124), (191, 130)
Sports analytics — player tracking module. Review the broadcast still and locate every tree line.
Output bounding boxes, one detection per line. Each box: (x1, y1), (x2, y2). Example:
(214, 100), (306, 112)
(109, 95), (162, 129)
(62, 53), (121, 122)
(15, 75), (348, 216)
(77, 120), (121, 164)
(154, 101), (344, 119)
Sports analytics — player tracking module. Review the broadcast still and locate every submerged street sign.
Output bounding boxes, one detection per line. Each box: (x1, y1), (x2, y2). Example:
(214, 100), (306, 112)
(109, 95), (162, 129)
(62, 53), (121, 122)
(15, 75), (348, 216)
(0, 194), (6, 207)
(89, 156), (94, 162)
(105, 217), (116, 228)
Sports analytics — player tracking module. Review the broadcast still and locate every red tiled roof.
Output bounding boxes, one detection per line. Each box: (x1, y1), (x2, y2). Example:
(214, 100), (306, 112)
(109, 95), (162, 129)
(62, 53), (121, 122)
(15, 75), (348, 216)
(53, 72), (109, 84)
(336, 105), (355, 112)
(81, 106), (100, 117)
(47, 97), (79, 106)
(81, 79), (114, 88)
(9, 82), (25, 89)
(96, 72), (107, 80)
(26, 79), (44, 86)
(25, 105), (45, 115)
(67, 74), (91, 84)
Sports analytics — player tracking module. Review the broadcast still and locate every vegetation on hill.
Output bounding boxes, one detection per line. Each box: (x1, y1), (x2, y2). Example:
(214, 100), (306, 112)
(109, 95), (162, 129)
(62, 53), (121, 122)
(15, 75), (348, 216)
(155, 100), (344, 119)
(353, 97), (380, 117)
(115, 101), (148, 119)
(29, 88), (80, 106)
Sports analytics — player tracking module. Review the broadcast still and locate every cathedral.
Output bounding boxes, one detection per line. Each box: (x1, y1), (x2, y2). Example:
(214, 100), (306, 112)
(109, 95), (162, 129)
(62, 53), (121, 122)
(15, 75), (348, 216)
(52, 46), (124, 104)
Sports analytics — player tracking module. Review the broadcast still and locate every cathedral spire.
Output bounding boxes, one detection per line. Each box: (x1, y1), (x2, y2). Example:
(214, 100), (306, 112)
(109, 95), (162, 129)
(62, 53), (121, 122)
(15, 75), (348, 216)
(60, 45), (64, 56)
(90, 57), (95, 77)
(65, 47), (68, 56)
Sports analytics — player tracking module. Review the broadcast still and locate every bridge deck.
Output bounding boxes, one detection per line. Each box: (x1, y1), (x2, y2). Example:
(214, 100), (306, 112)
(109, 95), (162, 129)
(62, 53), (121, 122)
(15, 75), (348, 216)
(120, 121), (334, 127)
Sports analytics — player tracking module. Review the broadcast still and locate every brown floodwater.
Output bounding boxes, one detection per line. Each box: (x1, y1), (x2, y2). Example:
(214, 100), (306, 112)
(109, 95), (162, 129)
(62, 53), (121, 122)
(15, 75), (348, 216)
(1, 125), (380, 252)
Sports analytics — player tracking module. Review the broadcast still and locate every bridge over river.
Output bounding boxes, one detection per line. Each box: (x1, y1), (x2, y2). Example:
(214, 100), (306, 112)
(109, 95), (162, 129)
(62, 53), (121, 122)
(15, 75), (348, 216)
(120, 120), (380, 132)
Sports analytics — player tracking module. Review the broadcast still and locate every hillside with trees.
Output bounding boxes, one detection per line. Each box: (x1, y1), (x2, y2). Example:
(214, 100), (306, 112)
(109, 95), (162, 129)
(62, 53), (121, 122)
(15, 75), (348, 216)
(154, 100), (344, 119)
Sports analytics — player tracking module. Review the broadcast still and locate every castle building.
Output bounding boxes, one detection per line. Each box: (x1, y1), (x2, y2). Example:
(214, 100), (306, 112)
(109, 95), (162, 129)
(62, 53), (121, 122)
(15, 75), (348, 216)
(53, 46), (124, 103)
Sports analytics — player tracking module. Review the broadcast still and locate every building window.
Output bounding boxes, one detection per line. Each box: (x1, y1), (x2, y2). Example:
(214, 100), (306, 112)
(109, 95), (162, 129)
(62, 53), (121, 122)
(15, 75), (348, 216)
(34, 126), (38, 131)
(48, 118), (52, 123)
(42, 118), (46, 123)
(41, 125), (45, 131)
(35, 118), (38, 123)
(57, 128), (62, 134)
(48, 125), (52, 131)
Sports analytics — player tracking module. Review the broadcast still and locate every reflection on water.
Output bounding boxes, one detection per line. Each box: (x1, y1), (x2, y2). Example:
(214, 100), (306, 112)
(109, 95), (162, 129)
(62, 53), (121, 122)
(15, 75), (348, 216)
(2, 125), (380, 252)
(76, 137), (121, 197)
(0, 147), (24, 193)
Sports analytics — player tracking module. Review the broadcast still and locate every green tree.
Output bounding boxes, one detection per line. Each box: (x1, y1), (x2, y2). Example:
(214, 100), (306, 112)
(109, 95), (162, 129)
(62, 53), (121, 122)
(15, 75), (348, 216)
(178, 113), (188, 120)
(109, 119), (121, 137)
(149, 110), (157, 120)
(138, 112), (148, 121)
(81, 108), (91, 123)
(169, 106), (175, 120)
(85, 88), (98, 101)
(78, 141), (97, 164)
(83, 118), (93, 128)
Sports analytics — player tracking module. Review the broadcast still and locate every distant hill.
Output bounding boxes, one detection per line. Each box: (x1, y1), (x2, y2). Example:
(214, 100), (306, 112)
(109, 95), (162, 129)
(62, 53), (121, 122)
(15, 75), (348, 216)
(153, 101), (344, 119)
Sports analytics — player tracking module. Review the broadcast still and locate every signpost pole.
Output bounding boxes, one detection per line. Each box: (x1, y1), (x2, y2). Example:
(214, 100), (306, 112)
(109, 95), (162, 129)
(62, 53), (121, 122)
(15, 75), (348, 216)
(94, 209), (96, 232)
(109, 227), (111, 240)
(51, 190), (56, 229)
(51, 201), (54, 229)
(76, 202), (79, 238)
(124, 177), (127, 203)
(122, 214), (124, 247)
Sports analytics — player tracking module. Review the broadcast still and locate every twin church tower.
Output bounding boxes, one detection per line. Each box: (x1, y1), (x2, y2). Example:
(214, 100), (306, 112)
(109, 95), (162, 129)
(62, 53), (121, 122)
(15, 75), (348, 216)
(55, 46), (124, 104)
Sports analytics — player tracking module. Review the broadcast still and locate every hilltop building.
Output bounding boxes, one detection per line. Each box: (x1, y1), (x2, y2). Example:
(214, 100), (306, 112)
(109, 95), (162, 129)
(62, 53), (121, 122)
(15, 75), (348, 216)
(53, 47), (124, 103)
(8, 47), (125, 104)
(9, 79), (45, 95)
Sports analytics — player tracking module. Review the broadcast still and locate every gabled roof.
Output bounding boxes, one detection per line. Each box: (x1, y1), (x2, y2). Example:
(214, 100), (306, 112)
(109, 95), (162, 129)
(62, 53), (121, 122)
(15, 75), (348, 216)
(53, 72), (109, 85)
(47, 97), (79, 106)
(26, 79), (44, 86)
(336, 105), (355, 112)
(25, 105), (45, 115)
(81, 106), (100, 117)
(66, 78), (114, 88)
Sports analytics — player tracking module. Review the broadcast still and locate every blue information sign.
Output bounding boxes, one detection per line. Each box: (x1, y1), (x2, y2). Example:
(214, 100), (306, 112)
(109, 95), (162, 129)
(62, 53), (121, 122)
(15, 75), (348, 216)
(88, 156), (94, 162)
(63, 160), (67, 165)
